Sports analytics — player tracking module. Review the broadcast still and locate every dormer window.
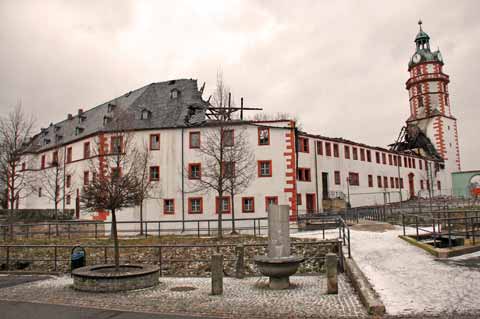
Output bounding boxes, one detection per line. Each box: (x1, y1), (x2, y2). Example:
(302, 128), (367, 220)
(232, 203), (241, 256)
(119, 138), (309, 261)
(141, 109), (151, 120)
(103, 116), (112, 125)
(55, 135), (63, 142)
(43, 138), (51, 145)
(170, 89), (180, 99)
(54, 125), (61, 132)
(107, 103), (116, 113)
(78, 116), (86, 124)
(75, 127), (84, 136)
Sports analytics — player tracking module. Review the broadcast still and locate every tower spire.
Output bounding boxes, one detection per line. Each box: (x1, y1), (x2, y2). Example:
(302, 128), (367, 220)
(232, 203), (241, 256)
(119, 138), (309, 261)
(418, 19), (423, 31)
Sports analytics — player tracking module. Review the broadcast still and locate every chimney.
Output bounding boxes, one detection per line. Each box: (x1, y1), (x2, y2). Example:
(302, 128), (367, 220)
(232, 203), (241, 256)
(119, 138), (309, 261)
(78, 109), (83, 116)
(67, 114), (73, 120)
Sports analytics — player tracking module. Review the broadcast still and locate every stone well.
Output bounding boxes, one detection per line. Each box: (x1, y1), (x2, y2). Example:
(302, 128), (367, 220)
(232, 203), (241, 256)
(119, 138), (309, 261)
(72, 264), (160, 292)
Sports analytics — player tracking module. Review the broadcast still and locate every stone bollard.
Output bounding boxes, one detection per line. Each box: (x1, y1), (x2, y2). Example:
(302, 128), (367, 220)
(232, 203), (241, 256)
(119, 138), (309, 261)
(326, 253), (338, 294)
(235, 244), (245, 279)
(211, 254), (223, 295)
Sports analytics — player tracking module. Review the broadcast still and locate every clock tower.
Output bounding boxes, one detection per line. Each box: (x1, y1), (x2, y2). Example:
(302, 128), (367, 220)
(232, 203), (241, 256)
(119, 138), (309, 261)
(406, 21), (461, 176)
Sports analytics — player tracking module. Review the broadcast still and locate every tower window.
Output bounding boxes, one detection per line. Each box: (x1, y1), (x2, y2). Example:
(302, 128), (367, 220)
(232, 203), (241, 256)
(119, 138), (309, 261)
(170, 89), (180, 99)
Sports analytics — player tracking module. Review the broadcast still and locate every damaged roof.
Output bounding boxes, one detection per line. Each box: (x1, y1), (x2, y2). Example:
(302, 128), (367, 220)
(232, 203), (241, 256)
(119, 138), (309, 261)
(26, 79), (208, 153)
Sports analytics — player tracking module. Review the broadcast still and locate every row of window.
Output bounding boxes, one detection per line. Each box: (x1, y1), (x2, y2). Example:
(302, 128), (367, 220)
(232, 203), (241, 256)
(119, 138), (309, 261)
(420, 179), (442, 191)
(297, 137), (427, 171)
(332, 171), (405, 189)
(185, 196), (279, 214)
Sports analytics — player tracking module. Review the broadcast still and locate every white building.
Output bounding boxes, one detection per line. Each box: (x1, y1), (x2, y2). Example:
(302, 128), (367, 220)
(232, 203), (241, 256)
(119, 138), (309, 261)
(13, 23), (459, 225)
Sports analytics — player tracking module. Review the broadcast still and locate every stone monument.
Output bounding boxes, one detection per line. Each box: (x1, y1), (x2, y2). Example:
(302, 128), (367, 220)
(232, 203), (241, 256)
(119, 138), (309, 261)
(254, 204), (304, 289)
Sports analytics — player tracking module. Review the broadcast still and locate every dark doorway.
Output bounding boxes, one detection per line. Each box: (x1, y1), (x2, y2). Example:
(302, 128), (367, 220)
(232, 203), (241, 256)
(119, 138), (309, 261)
(322, 172), (329, 199)
(306, 193), (316, 213)
(408, 173), (415, 199)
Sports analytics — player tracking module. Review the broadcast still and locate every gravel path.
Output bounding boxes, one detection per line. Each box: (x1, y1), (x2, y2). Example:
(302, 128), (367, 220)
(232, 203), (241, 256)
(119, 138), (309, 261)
(294, 224), (480, 317)
(0, 274), (367, 318)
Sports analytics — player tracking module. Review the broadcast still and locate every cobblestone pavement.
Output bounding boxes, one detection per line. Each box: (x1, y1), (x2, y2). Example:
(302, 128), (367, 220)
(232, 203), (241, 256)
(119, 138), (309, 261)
(295, 225), (480, 317)
(0, 274), (368, 318)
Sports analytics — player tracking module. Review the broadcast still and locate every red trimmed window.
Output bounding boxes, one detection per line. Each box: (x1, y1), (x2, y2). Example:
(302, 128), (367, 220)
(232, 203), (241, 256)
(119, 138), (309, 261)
(390, 177), (395, 188)
(216, 196), (231, 214)
(258, 127), (270, 145)
(375, 152), (380, 164)
(111, 136), (123, 154)
(66, 175), (71, 188)
(325, 142), (331, 156)
(366, 150), (372, 162)
(400, 178), (404, 189)
(222, 129), (234, 147)
(297, 168), (311, 182)
(360, 149), (365, 161)
(258, 160), (272, 177)
(163, 199), (175, 214)
(437, 180), (441, 190)
(149, 166), (160, 181)
(420, 180), (424, 190)
(388, 154), (393, 166)
(398, 156), (402, 167)
(334, 171), (341, 185)
(150, 134), (160, 150)
(317, 141), (323, 155)
(412, 158), (416, 169)
(333, 144), (339, 158)
(395, 177), (399, 189)
(221, 161), (235, 178)
(296, 194), (302, 205)
(188, 197), (203, 214)
(242, 197), (255, 213)
(352, 147), (358, 160)
(52, 151), (59, 165)
(382, 153), (387, 165)
(368, 175), (373, 188)
(377, 176), (382, 188)
(66, 195), (71, 205)
(299, 137), (309, 153)
(188, 163), (201, 179)
(83, 142), (90, 158)
(83, 171), (89, 185)
(393, 155), (398, 166)
(383, 176), (388, 188)
(67, 147), (72, 163)
(41, 155), (46, 169)
(408, 158), (412, 168)
(348, 172), (359, 186)
(404, 157), (408, 167)
(424, 160), (428, 170)
(189, 131), (200, 149)
(265, 196), (278, 211)
(344, 146), (350, 159)
(419, 160), (423, 170)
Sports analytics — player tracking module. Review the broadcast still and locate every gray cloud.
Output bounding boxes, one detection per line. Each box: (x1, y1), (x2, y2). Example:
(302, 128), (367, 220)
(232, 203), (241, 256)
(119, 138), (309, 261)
(0, 0), (478, 170)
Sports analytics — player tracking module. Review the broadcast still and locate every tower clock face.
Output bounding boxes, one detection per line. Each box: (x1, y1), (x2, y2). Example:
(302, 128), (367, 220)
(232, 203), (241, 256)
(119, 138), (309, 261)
(413, 53), (422, 63)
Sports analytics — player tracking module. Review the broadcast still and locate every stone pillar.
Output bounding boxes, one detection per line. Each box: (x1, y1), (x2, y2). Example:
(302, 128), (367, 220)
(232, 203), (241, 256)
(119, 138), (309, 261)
(235, 244), (245, 279)
(211, 254), (223, 295)
(326, 253), (338, 294)
(268, 204), (290, 258)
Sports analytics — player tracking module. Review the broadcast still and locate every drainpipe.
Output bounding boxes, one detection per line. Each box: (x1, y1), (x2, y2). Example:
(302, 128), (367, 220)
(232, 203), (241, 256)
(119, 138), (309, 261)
(62, 145), (66, 212)
(314, 139), (319, 212)
(181, 127), (185, 232)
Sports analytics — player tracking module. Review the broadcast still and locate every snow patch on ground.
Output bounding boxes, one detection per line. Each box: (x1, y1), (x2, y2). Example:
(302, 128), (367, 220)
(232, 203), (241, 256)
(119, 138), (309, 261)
(32, 276), (73, 288)
(294, 225), (480, 316)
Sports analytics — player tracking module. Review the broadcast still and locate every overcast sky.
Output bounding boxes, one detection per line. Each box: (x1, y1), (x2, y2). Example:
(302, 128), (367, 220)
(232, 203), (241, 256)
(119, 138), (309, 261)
(0, 0), (478, 170)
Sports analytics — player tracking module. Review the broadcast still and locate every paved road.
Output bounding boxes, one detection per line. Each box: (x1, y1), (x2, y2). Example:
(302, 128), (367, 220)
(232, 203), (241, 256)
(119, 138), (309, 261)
(0, 300), (210, 319)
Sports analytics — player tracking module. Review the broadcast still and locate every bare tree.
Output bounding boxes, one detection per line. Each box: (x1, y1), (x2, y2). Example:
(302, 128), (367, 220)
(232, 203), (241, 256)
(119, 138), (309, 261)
(38, 148), (75, 219)
(224, 127), (255, 234)
(0, 104), (35, 212)
(80, 113), (143, 270)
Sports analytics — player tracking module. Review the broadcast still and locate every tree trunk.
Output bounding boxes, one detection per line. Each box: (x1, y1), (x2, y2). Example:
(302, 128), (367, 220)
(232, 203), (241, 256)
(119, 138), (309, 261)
(230, 192), (237, 235)
(139, 200), (144, 235)
(218, 191), (223, 239)
(111, 208), (120, 270)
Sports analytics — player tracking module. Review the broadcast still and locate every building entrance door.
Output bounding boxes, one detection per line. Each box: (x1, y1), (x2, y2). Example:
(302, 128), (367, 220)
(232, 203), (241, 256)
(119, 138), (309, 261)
(322, 172), (329, 199)
(408, 173), (415, 199)
(306, 194), (316, 213)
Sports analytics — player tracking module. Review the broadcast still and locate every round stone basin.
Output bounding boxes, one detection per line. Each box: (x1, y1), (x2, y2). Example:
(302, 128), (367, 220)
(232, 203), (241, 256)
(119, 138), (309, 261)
(254, 256), (304, 289)
(72, 264), (160, 292)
